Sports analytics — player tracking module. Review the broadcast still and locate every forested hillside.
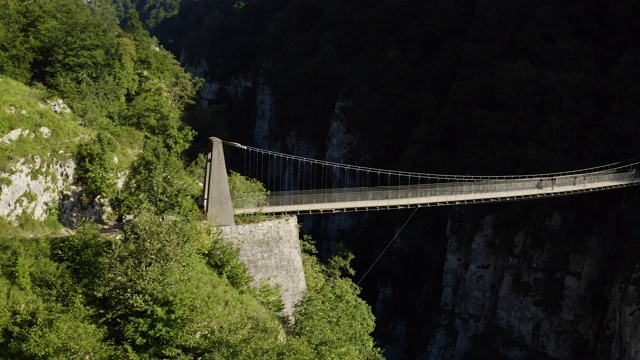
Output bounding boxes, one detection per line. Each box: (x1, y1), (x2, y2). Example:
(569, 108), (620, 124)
(0, 0), (381, 358)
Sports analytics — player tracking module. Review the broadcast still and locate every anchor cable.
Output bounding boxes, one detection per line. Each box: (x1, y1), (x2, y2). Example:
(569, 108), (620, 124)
(356, 207), (419, 287)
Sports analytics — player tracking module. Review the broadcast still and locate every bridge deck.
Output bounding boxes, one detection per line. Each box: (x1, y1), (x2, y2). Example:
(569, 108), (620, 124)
(234, 173), (640, 215)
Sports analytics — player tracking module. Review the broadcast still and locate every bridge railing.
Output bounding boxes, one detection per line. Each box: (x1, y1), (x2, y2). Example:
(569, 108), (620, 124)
(235, 171), (636, 209)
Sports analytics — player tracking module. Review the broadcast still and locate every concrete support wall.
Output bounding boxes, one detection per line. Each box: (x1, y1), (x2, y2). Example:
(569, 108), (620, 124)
(204, 137), (235, 226)
(220, 216), (306, 316)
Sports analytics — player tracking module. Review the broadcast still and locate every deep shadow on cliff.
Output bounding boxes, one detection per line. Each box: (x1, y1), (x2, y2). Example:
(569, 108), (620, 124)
(152, 1), (640, 358)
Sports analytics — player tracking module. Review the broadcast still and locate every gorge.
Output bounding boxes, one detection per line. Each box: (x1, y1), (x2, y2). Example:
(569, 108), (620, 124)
(154, 1), (640, 359)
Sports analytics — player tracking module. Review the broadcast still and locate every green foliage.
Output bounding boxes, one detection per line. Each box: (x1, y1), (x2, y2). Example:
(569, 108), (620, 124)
(71, 211), (289, 358)
(113, 139), (200, 217)
(122, 73), (195, 154)
(234, 213), (277, 225)
(186, 152), (207, 185)
(0, 213), (382, 358)
(141, 0), (181, 29)
(75, 133), (118, 200)
(0, 236), (116, 358)
(0, 2), (386, 357)
(205, 235), (253, 292)
(300, 234), (319, 255)
(3, 305), (116, 359)
(254, 282), (284, 314)
(49, 224), (113, 290)
(119, 10), (199, 154)
(24, 0), (127, 121)
(0, 76), (143, 235)
(227, 169), (274, 228)
(0, 176), (11, 187)
(0, 0), (192, 229)
(0, 0), (32, 82)
(111, 0), (181, 30)
(0, 213), (62, 239)
(228, 170), (269, 208)
(0, 0), (198, 153)
(95, 213), (209, 354)
(325, 245), (356, 279)
(291, 237), (383, 360)
(20, 191), (37, 204)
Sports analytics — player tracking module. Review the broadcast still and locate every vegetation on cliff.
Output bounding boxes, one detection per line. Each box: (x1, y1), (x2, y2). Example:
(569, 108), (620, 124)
(0, 216), (381, 358)
(0, 0), (382, 357)
(1, 0), (199, 226)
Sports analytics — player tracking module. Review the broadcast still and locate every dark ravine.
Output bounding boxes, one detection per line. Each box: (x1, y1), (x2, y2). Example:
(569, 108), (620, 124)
(155, 2), (640, 358)
(190, 69), (640, 358)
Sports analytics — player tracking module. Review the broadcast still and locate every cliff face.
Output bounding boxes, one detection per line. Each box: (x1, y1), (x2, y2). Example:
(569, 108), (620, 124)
(607, 268), (640, 360)
(0, 152), (113, 229)
(0, 134), (106, 230)
(426, 202), (640, 360)
(0, 154), (74, 222)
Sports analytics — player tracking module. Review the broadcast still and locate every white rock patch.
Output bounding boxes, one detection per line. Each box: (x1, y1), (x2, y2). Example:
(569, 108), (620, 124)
(1, 129), (25, 144)
(39, 126), (52, 138)
(0, 157), (75, 222)
(46, 99), (71, 114)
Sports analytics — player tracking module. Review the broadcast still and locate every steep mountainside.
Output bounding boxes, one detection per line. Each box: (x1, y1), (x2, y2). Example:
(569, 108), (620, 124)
(156, 1), (640, 359)
(0, 77), (98, 235)
(0, 1), (382, 357)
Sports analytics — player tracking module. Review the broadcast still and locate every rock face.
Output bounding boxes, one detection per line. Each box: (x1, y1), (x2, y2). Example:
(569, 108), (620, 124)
(255, 76), (278, 150)
(428, 215), (499, 359)
(425, 207), (640, 360)
(0, 154), (106, 228)
(220, 216), (306, 317)
(607, 269), (640, 360)
(1, 95), (110, 230)
(0, 156), (74, 222)
(325, 97), (359, 164)
(0, 125), (110, 229)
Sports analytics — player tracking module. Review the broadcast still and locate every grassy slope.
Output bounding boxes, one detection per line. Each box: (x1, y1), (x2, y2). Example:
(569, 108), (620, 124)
(0, 77), (142, 237)
(0, 77), (91, 170)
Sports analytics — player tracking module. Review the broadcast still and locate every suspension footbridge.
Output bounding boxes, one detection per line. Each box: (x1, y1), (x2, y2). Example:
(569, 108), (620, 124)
(204, 137), (640, 225)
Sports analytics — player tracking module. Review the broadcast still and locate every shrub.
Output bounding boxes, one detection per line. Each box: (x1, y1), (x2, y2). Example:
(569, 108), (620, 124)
(75, 133), (118, 201)
(113, 139), (200, 218)
(228, 170), (269, 208)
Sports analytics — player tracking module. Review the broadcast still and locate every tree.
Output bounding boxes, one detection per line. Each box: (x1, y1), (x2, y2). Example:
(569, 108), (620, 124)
(0, 236), (115, 358)
(119, 9), (199, 154)
(228, 170), (269, 208)
(291, 239), (383, 360)
(86, 211), (287, 358)
(75, 133), (119, 201)
(113, 139), (200, 218)
(0, 0), (32, 82)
